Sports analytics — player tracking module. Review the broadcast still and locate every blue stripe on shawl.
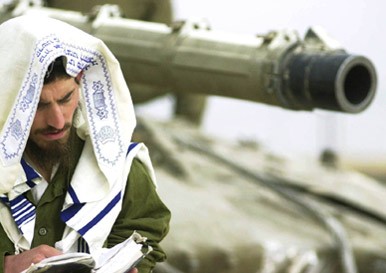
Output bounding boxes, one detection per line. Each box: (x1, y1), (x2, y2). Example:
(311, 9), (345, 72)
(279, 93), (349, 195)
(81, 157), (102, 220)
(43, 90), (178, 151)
(0, 196), (9, 204)
(127, 142), (138, 155)
(26, 180), (36, 188)
(20, 158), (40, 181)
(10, 195), (28, 210)
(68, 184), (81, 204)
(11, 200), (32, 217)
(78, 191), (122, 236)
(60, 185), (85, 222)
(61, 203), (85, 222)
(15, 207), (35, 227)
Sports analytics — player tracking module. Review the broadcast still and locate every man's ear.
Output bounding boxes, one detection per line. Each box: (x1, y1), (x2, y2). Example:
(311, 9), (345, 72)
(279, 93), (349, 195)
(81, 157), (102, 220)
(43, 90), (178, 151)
(75, 71), (83, 84)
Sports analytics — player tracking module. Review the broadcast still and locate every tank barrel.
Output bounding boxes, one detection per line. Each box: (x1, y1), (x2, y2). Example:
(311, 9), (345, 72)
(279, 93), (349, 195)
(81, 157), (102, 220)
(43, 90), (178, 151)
(0, 2), (377, 113)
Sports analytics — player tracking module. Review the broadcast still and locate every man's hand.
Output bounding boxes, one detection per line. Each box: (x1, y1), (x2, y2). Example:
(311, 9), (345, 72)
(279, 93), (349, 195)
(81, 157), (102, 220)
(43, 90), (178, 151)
(4, 245), (62, 273)
(126, 268), (138, 273)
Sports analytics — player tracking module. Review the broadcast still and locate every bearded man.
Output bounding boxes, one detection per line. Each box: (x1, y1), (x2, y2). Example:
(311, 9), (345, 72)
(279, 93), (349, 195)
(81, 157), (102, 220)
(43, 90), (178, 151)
(0, 15), (170, 273)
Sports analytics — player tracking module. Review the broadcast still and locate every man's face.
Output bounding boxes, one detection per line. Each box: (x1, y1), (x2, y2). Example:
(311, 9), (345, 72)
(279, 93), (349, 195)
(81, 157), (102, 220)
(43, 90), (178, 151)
(28, 77), (80, 152)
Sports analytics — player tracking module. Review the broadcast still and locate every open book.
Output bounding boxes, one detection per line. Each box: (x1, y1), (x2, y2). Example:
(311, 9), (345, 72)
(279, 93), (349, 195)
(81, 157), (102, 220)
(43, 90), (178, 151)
(22, 232), (151, 273)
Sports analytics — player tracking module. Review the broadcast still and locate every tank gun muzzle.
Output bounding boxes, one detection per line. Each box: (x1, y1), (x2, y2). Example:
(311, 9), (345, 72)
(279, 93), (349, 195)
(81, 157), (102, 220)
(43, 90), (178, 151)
(282, 52), (376, 113)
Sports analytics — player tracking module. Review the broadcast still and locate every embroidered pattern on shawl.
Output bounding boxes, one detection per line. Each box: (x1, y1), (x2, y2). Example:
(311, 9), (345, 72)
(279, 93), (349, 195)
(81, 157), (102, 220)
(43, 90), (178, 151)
(0, 34), (124, 168)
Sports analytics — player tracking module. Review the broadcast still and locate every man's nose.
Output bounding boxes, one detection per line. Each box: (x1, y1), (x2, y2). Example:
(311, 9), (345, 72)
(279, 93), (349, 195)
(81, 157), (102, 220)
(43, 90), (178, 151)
(46, 104), (65, 129)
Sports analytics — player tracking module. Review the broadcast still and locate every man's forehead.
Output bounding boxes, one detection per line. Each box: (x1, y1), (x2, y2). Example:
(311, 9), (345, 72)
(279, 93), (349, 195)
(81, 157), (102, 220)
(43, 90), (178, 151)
(40, 78), (78, 99)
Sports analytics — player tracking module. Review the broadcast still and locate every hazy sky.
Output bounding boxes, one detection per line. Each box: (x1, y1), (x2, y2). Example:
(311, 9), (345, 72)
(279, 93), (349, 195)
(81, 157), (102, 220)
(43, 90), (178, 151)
(137, 0), (386, 162)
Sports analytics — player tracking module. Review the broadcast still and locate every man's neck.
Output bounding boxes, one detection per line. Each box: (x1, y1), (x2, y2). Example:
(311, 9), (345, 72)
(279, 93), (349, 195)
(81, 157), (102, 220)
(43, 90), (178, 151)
(36, 164), (54, 183)
(23, 153), (56, 182)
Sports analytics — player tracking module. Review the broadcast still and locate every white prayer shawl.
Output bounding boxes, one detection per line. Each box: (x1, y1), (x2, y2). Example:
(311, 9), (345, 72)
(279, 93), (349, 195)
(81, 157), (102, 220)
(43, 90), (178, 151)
(0, 15), (157, 254)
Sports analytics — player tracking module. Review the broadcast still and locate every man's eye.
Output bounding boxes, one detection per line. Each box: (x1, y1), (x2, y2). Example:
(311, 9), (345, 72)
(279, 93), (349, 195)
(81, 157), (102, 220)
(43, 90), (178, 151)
(60, 97), (71, 104)
(37, 102), (49, 109)
(59, 92), (73, 104)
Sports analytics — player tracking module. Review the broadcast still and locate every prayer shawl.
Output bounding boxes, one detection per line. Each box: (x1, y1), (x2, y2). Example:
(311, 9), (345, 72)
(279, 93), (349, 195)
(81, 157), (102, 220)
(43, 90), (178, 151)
(0, 15), (156, 255)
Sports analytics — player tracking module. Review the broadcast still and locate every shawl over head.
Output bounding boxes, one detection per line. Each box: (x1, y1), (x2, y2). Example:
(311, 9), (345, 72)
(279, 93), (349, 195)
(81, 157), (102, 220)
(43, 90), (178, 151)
(0, 15), (136, 196)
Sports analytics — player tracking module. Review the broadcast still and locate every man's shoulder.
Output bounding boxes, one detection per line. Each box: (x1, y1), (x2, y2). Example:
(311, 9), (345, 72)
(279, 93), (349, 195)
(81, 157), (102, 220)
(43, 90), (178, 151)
(129, 157), (149, 176)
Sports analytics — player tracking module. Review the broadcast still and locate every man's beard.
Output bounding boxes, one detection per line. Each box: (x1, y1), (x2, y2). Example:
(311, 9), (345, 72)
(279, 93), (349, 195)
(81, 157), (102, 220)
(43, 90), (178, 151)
(25, 126), (74, 171)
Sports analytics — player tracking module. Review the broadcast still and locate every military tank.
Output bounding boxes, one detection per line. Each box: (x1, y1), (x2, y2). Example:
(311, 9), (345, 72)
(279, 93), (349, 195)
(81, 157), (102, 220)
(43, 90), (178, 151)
(1, 1), (386, 273)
